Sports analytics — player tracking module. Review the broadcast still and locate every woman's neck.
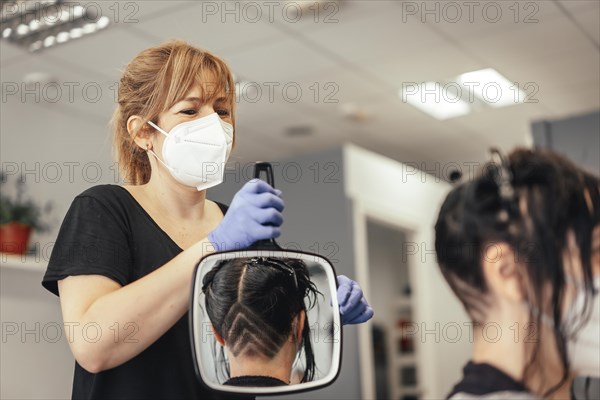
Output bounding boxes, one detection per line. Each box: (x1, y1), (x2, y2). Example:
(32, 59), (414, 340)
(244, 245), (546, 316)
(472, 325), (526, 384)
(472, 323), (573, 400)
(142, 171), (207, 220)
(228, 341), (297, 384)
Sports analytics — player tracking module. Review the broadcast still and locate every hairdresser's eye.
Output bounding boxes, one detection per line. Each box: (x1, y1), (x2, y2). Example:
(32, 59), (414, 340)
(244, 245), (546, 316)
(180, 109), (197, 116)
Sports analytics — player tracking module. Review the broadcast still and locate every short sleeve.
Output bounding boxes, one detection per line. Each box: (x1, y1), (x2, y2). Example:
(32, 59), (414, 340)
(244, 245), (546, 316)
(42, 195), (133, 296)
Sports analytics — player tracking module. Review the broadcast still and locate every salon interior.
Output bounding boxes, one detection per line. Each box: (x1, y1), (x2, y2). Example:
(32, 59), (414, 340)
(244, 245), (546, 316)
(1, 1), (598, 399)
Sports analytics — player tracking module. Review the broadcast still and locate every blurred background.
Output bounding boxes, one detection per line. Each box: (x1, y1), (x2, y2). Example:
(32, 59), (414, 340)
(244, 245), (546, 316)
(1, 1), (598, 399)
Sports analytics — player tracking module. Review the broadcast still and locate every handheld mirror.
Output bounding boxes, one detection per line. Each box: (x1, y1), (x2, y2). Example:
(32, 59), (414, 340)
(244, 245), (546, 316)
(190, 162), (342, 396)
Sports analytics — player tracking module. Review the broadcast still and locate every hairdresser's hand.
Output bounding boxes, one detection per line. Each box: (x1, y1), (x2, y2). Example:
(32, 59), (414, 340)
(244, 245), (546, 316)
(337, 275), (374, 325)
(208, 179), (284, 252)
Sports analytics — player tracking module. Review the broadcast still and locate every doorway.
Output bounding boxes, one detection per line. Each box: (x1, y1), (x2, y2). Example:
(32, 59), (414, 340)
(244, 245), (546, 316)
(367, 218), (420, 400)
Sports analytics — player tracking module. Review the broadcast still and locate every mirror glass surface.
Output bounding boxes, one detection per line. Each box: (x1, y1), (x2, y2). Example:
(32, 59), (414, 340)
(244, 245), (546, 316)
(190, 250), (342, 395)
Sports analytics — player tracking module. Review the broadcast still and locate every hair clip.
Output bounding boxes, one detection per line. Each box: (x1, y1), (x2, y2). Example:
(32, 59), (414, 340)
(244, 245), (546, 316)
(248, 257), (298, 290)
(489, 147), (519, 221)
(489, 147), (515, 201)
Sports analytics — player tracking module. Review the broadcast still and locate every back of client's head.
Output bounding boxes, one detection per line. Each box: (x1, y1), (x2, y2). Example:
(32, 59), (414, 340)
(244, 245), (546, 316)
(202, 257), (320, 383)
(435, 148), (599, 395)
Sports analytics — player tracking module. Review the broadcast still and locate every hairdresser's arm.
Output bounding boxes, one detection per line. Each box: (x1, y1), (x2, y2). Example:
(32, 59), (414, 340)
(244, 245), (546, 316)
(57, 239), (214, 373)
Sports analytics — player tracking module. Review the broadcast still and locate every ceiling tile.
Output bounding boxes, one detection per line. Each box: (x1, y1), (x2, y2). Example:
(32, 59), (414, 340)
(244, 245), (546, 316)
(260, 0), (391, 32)
(131, 1), (282, 57)
(40, 27), (154, 80)
(450, 102), (549, 151)
(0, 41), (29, 66)
(427, 1), (563, 41)
(571, 6), (600, 44)
(0, 50), (111, 119)
(225, 36), (338, 82)
(493, 48), (600, 98)
(360, 42), (486, 88)
(299, 2), (445, 65)
(539, 81), (600, 118)
(557, 0), (600, 13)
(459, 13), (594, 66)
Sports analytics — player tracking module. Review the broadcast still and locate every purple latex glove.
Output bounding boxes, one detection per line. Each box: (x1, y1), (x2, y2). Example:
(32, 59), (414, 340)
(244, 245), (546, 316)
(208, 179), (284, 251)
(337, 275), (374, 325)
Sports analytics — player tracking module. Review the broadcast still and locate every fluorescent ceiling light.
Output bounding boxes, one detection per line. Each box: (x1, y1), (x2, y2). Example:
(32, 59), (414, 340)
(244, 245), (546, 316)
(400, 82), (471, 120)
(458, 68), (526, 108)
(1, 1), (111, 52)
(96, 16), (110, 29)
(400, 68), (526, 119)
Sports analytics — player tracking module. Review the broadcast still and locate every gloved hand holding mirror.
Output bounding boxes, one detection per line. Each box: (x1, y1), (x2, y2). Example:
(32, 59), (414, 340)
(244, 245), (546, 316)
(190, 162), (344, 396)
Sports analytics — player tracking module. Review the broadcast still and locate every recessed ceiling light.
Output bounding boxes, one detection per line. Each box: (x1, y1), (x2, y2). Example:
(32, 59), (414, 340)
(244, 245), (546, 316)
(82, 23), (97, 34)
(29, 20), (41, 31)
(69, 27), (83, 39)
(73, 6), (84, 19)
(96, 16), (110, 29)
(400, 68), (526, 119)
(43, 35), (55, 47)
(16, 24), (29, 35)
(458, 68), (526, 108)
(400, 82), (471, 120)
(56, 31), (69, 43)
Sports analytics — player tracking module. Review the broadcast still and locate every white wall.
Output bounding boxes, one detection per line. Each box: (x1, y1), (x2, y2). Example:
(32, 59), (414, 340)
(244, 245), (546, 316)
(1, 93), (117, 399)
(344, 144), (472, 400)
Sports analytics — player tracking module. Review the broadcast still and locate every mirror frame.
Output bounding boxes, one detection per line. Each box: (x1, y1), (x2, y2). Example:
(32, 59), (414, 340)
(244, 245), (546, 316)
(189, 248), (343, 396)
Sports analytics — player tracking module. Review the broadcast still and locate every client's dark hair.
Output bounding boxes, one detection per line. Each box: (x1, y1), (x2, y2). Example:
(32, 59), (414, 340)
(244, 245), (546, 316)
(202, 257), (321, 383)
(435, 148), (599, 396)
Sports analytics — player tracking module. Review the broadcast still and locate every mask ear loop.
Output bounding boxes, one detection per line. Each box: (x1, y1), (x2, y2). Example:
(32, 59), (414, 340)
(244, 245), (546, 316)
(144, 121), (173, 172)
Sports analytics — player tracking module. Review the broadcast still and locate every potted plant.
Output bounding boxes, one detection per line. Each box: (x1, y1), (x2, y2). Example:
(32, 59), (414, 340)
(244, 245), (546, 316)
(0, 172), (53, 255)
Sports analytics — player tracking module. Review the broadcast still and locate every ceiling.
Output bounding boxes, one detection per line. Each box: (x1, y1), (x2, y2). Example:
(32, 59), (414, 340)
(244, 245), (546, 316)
(1, 0), (599, 171)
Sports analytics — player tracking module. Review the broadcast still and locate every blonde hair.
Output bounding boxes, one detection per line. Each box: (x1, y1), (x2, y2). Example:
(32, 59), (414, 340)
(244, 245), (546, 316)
(112, 40), (236, 185)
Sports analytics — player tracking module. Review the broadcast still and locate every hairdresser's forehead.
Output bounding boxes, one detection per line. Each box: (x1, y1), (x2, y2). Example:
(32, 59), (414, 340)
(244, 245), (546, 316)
(198, 69), (227, 100)
(173, 69), (227, 106)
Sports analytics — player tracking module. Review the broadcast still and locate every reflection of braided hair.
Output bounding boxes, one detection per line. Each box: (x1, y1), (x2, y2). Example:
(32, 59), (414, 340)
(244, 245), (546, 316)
(435, 148), (600, 397)
(202, 257), (321, 382)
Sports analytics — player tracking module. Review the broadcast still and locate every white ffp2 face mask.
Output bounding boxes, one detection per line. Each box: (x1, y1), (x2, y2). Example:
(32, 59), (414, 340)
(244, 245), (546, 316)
(147, 113), (233, 191)
(524, 277), (600, 378)
(567, 277), (600, 378)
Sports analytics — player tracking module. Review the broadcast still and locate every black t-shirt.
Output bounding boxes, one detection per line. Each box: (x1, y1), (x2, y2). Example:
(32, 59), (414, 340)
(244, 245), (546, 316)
(224, 376), (288, 387)
(42, 184), (231, 400)
(447, 361), (536, 399)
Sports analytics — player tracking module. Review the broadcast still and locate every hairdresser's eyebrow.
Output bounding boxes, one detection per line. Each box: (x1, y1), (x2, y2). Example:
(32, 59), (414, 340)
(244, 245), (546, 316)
(178, 97), (202, 104)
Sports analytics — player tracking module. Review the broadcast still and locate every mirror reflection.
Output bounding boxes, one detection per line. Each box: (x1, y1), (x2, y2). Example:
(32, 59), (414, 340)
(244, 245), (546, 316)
(191, 252), (341, 394)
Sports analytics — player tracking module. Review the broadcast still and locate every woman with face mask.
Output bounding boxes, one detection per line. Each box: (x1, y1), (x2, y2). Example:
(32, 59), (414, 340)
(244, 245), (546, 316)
(435, 148), (599, 399)
(41, 40), (372, 400)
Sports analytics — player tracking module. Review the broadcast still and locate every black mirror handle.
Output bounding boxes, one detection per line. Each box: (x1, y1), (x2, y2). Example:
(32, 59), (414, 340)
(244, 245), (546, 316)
(253, 162), (275, 187)
(251, 162), (281, 250)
